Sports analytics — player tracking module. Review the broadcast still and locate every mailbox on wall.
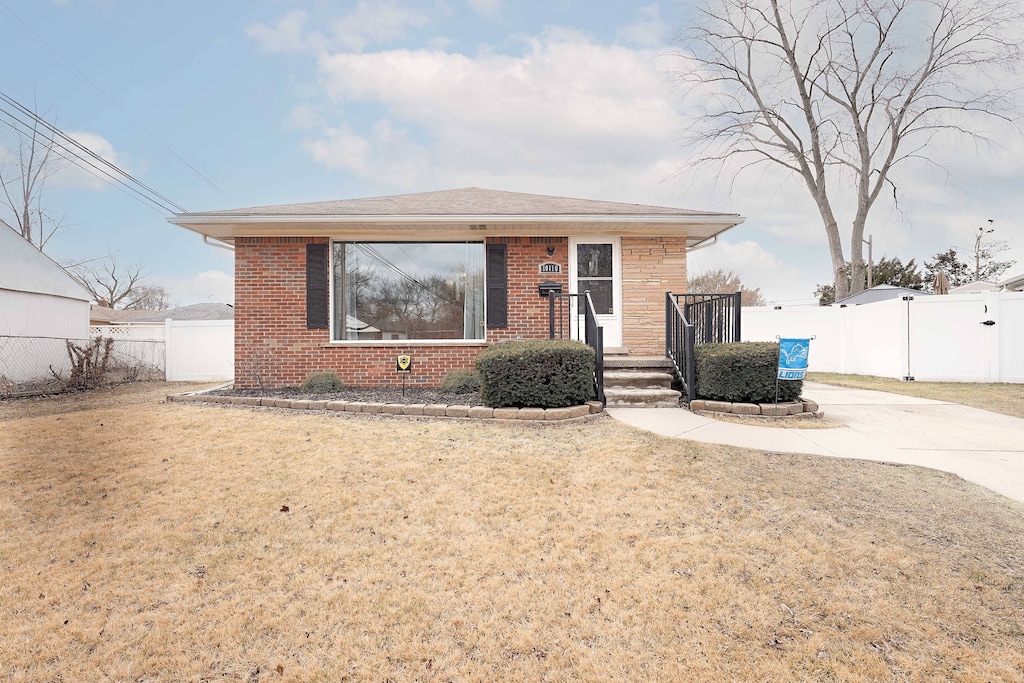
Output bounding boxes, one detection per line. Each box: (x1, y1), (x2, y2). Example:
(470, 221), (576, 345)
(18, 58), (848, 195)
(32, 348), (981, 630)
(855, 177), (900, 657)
(538, 280), (563, 298)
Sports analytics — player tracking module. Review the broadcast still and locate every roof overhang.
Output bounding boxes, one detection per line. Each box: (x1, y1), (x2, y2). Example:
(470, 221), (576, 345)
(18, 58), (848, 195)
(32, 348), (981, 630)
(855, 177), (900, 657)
(169, 213), (746, 246)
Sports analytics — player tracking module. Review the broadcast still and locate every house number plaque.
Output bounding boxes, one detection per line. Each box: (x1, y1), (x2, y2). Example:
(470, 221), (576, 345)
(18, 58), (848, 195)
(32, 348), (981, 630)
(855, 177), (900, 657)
(539, 262), (562, 274)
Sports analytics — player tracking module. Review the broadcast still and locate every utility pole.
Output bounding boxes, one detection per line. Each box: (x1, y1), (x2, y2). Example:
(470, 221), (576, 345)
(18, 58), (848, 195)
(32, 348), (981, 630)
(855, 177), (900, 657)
(863, 235), (873, 288)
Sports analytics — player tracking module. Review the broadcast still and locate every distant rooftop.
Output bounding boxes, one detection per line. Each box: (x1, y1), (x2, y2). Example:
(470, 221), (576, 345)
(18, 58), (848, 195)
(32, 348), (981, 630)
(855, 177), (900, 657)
(92, 303), (234, 323)
(834, 284), (931, 306)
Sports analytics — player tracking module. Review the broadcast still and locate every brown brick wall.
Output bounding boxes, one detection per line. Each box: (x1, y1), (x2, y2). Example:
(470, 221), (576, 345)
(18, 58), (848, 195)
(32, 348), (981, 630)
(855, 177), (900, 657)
(487, 236), (569, 342)
(621, 236), (688, 355)
(234, 236), (569, 389)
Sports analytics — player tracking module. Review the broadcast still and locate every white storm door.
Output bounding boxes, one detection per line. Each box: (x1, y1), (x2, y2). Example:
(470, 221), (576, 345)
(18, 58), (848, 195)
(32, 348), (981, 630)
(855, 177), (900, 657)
(569, 237), (622, 347)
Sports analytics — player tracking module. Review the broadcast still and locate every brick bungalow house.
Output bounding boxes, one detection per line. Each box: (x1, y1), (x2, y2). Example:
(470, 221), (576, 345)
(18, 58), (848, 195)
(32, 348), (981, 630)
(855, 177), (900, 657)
(169, 188), (744, 390)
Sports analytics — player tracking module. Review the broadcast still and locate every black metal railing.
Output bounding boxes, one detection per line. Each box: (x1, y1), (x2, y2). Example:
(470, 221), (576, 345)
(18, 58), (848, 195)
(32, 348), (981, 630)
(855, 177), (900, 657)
(666, 291), (742, 403)
(666, 294), (697, 402)
(679, 292), (742, 345)
(548, 291), (605, 405)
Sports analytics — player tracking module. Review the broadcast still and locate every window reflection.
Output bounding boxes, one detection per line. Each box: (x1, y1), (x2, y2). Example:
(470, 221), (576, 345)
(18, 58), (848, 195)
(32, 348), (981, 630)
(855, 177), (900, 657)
(332, 242), (485, 341)
(576, 243), (614, 314)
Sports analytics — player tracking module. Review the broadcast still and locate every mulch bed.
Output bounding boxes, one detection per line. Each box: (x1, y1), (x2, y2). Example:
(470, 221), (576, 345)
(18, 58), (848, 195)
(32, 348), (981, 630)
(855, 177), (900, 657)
(213, 386), (486, 407)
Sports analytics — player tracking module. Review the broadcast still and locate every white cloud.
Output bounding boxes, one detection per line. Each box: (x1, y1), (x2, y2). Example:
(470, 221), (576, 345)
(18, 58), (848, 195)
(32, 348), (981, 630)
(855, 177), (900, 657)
(467, 0), (501, 15)
(308, 29), (681, 187)
(2, 130), (130, 192)
(246, 10), (314, 54)
(39, 130), (132, 191)
(164, 269), (235, 306)
(304, 120), (431, 181)
(247, 2), (431, 54)
(617, 5), (670, 47)
(688, 238), (819, 305)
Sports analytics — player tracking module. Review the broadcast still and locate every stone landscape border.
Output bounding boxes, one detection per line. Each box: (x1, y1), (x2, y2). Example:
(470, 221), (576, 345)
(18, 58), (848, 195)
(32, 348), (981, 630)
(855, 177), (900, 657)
(166, 392), (605, 422)
(689, 398), (822, 419)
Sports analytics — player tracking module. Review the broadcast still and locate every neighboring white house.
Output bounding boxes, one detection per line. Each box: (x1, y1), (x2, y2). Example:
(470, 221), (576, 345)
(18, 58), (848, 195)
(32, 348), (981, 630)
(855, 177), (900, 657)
(0, 220), (91, 338)
(1000, 272), (1024, 292)
(949, 280), (1001, 294)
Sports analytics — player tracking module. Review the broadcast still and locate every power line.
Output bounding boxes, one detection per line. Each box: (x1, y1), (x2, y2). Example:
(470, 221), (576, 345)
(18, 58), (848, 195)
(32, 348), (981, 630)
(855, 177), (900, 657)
(0, 91), (187, 213)
(0, 110), (170, 215)
(0, 104), (179, 215)
(0, 0), (229, 199)
(0, 105), (175, 214)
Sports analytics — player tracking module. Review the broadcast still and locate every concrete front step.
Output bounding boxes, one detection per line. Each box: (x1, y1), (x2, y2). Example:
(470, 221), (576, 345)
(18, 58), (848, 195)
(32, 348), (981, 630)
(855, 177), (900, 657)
(605, 387), (681, 408)
(600, 356), (680, 407)
(604, 370), (674, 390)
(604, 355), (675, 370)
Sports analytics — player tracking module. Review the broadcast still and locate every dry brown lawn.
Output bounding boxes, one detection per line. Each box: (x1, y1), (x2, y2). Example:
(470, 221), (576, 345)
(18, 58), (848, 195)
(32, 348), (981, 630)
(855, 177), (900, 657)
(2, 382), (1024, 682)
(808, 372), (1024, 420)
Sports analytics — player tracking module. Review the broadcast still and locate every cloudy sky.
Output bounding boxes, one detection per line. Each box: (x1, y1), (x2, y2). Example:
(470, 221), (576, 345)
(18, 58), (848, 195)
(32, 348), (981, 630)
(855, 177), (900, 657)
(2, 0), (1022, 307)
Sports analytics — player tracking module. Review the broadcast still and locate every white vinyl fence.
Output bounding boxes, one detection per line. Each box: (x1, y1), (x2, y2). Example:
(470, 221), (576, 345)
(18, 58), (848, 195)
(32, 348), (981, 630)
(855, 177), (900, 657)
(91, 319), (234, 382)
(164, 320), (233, 381)
(743, 291), (1024, 383)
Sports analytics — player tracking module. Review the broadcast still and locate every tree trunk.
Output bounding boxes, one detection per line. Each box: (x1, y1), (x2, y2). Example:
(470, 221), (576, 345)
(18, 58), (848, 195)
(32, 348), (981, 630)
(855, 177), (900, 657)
(826, 220), (849, 301)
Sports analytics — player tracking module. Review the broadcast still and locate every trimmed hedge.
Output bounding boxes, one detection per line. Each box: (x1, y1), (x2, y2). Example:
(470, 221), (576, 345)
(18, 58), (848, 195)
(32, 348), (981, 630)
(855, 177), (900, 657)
(475, 340), (595, 408)
(694, 342), (802, 403)
(299, 371), (344, 394)
(439, 368), (482, 394)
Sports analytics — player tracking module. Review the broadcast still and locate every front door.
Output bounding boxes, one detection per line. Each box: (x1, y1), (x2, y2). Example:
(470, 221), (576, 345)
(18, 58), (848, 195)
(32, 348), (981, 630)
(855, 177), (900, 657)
(569, 237), (622, 347)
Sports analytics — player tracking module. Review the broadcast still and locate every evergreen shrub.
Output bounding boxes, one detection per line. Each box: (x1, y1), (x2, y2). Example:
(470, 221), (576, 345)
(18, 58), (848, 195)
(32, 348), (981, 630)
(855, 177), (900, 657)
(475, 340), (595, 408)
(300, 371), (345, 394)
(439, 368), (481, 394)
(694, 342), (802, 403)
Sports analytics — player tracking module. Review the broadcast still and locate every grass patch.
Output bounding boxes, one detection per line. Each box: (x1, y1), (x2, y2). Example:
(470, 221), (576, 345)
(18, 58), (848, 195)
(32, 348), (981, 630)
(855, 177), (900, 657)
(808, 372), (1024, 420)
(2, 383), (1023, 681)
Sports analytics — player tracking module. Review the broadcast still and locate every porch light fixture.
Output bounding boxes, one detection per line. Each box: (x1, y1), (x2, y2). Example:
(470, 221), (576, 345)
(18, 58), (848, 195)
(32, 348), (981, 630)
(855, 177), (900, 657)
(546, 246), (556, 256)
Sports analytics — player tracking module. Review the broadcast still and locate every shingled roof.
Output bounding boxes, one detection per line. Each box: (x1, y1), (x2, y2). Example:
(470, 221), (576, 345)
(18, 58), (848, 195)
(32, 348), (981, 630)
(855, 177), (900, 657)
(193, 188), (733, 218)
(169, 187), (745, 244)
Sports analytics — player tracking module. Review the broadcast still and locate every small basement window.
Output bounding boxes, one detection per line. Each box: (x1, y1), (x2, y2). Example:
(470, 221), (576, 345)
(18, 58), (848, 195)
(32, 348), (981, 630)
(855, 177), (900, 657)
(332, 242), (486, 342)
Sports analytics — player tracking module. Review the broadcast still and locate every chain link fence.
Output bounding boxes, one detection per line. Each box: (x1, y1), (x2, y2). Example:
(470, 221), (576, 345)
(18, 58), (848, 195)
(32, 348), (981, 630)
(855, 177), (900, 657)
(0, 335), (166, 398)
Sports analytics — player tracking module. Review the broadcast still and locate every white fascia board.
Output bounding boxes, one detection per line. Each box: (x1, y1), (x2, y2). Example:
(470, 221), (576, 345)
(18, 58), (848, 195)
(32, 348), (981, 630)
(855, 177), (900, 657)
(168, 213), (746, 247)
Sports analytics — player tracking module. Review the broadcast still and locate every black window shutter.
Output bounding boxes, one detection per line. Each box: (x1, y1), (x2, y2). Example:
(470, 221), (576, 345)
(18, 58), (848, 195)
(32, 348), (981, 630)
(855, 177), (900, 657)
(306, 243), (329, 329)
(486, 243), (507, 329)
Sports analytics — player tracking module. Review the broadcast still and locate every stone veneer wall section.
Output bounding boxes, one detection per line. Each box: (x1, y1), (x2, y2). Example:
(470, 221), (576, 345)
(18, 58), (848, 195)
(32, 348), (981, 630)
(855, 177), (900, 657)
(620, 236), (688, 356)
(234, 235), (569, 389)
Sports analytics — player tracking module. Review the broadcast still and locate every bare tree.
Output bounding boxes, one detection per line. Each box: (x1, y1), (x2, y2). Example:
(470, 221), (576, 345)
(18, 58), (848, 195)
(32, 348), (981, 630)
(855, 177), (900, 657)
(65, 255), (174, 310)
(966, 220), (1015, 282)
(0, 113), (66, 251)
(923, 220), (1016, 286)
(688, 268), (767, 305)
(678, 0), (1022, 300)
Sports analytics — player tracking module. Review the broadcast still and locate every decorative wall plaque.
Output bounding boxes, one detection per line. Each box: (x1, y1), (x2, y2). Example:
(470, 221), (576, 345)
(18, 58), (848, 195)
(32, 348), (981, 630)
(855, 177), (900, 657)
(539, 262), (562, 274)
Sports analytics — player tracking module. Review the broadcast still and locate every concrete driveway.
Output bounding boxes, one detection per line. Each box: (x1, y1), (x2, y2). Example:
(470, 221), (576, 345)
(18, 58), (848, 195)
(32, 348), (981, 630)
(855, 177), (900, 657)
(608, 381), (1024, 505)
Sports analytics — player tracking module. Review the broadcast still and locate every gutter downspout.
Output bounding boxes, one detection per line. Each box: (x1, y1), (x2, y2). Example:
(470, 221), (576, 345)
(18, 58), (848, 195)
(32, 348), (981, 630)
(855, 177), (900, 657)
(203, 235), (234, 251)
(685, 235), (718, 253)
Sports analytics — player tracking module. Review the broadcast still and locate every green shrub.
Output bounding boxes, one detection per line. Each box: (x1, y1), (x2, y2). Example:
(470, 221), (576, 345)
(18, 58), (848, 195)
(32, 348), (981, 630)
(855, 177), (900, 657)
(439, 368), (481, 394)
(300, 371), (344, 394)
(475, 340), (595, 408)
(694, 342), (802, 403)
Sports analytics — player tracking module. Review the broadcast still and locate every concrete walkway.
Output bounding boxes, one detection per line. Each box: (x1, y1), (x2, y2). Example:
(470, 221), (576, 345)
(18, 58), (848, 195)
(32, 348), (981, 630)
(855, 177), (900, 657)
(608, 381), (1024, 505)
